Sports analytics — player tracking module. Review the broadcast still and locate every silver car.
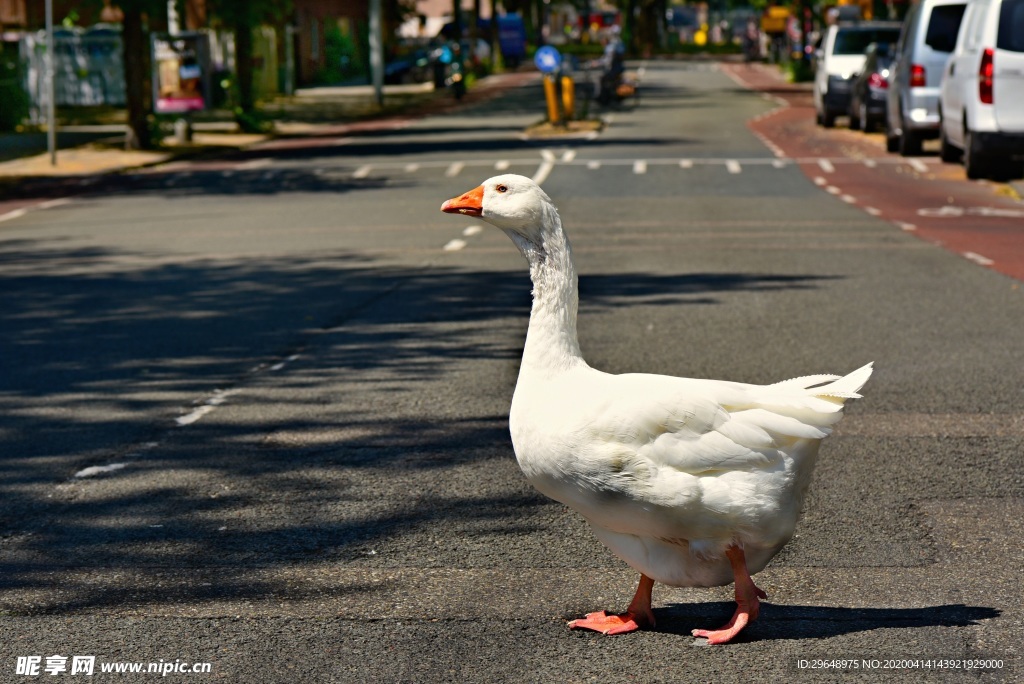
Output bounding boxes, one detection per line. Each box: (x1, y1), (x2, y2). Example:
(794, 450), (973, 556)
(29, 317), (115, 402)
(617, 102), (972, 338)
(886, 0), (969, 155)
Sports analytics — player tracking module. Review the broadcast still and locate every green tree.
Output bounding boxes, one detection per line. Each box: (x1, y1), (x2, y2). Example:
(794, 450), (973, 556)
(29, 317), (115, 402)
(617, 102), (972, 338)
(88, 0), (166, 149)
(204, 0), (291, 131)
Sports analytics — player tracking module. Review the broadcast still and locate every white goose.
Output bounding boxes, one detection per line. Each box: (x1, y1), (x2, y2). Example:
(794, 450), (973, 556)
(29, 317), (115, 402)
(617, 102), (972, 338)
(441, 174), (871, 644)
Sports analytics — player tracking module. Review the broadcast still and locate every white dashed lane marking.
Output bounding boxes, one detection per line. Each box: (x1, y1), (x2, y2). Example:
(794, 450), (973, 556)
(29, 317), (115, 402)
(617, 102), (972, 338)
(964, 252), (994, 266)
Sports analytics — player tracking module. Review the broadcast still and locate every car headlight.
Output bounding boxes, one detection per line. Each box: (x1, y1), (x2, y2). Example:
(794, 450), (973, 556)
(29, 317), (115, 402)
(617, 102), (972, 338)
(827, 75), (851, 91)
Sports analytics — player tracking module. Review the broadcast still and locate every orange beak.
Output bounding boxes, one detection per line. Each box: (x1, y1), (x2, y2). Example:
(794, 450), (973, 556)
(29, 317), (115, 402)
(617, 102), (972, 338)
(440, 185), (484, 217)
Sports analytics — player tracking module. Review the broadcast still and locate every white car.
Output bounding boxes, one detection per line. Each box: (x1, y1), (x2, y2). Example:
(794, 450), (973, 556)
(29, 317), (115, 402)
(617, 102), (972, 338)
(938, 0), (1024, 178)
(814, 22), (902, 128)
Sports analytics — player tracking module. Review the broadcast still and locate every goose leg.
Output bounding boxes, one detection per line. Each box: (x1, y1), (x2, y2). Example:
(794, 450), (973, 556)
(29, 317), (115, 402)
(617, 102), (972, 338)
(568, 574), (656, 635)
(691, 545), (766, 644)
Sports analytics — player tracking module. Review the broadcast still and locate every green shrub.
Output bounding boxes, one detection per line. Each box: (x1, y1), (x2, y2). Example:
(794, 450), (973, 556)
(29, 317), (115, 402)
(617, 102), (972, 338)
(0, 50), (28, 131)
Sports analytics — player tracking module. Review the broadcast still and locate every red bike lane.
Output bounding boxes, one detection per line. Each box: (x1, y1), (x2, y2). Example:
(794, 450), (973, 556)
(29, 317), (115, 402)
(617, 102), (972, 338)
(721, 61), (1024, 283)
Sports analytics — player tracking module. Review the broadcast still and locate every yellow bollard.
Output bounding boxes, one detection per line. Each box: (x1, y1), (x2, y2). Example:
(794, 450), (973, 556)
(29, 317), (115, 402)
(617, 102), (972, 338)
(560, 75), (575, 121)
(543, 75), (561, 125)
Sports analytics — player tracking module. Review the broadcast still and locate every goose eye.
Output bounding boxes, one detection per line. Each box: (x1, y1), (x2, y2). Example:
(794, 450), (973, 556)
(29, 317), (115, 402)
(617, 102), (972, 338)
(496, 185), (508, 193)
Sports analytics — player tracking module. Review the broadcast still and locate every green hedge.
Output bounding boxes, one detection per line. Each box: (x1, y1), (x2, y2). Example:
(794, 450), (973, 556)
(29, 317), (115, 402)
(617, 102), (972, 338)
(0, 50), (28, 131)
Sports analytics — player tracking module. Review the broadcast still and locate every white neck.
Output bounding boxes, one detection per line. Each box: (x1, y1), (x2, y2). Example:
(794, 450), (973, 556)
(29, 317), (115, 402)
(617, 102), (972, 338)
(503, 206), (586, 376)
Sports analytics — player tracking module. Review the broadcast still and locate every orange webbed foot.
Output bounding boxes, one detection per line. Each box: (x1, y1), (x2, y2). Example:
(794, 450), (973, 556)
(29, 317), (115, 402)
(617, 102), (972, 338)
(692, 546), (767, 645)
(568, 609), (653, 635)
(568, 574), (656, 635)
(691, 585), (766, 644)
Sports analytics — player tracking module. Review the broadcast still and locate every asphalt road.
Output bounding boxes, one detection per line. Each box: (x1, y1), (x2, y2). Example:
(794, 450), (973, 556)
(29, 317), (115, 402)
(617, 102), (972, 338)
(1, 61), (1021, 683)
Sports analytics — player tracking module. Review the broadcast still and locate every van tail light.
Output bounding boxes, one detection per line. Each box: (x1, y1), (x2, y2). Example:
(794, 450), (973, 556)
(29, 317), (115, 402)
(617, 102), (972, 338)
(979, 48), (994, 105)
(868, 73), (889, 89)
(910, 64), (926, 87)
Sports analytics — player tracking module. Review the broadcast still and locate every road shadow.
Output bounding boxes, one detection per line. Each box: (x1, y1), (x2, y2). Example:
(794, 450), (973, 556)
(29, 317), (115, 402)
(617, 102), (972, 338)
(652, 602), (1001, 642)
(0, 234), (842, 614)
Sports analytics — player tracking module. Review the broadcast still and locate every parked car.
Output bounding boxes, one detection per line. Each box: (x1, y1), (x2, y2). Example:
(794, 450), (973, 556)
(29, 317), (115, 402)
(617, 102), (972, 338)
(848, 42), (895, 132)
(814, 22), (903, 128)
(938, 0), (1024, 178)
(885, 0), (969, 155)
(384, 48), (433, 85)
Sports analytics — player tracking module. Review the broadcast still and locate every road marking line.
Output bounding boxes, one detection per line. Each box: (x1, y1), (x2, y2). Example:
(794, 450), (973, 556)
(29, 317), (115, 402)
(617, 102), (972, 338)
(463, 225), (483, 236)
(445, 162), (465, 177)
(818, 159), (836, 173)
(898, 222), (917, 231)
(587, 160), (601, 170)
(540, 149), (556, 162)
(353, 165), (372, 178)
(405, 163), (420, 172)
(175, 389), (241, 427)
(238, 158), (272, 170)
(907, 159), (929, 173)
(74, 463), (127, 479)
(561, 150), (576, 162)
(814, 176), (827, 186)
(38, 198), (73, 209)
(533, 160), (555, 185)
(679, 159), (693, 169)
(270, 354), (301, 372)
(725, 160), (742, 174)
(772, 159), (787, 168)
(633, 160), (647, 174)
(863, 159), (877, 168)
(865, 207), (882, 216)
(840, 194), (857, 203)
(494, 160), (510, 171)
(0, 208), (28, 222)
(964, 251), (994, 266)
(443, 238), (467, 251)
(826, 186), (841, 194)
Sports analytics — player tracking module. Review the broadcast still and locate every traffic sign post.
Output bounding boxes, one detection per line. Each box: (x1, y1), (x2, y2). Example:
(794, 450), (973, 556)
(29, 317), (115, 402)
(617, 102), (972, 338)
(535, 46), (565, 125)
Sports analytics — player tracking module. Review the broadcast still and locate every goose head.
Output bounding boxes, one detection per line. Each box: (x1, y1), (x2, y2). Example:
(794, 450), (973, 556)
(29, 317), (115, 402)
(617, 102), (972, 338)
(441, 174), (559, 251)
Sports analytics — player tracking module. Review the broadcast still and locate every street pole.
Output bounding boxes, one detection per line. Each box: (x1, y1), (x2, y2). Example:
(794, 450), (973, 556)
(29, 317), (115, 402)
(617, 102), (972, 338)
(369, 0), (384, 108)
(284, 25), (296, 96)
(167, 0), (180, 35)
(45, 0), (56, 166)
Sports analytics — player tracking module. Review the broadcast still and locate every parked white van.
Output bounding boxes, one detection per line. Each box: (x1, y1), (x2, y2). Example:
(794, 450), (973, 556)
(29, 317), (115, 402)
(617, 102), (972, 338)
(885, 0), (968, 155)
(938, 0), (1024, 178)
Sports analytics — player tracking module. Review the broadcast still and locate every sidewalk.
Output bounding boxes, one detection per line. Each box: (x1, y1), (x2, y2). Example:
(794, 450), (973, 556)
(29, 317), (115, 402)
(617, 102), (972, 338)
(0, 70), (539, 184)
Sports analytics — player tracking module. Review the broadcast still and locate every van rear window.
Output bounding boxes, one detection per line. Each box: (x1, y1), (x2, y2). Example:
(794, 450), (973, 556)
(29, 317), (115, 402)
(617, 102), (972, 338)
(998, 0), (1024, 51)
(924, 4), (967, 52)
(834, 28), (902, 54)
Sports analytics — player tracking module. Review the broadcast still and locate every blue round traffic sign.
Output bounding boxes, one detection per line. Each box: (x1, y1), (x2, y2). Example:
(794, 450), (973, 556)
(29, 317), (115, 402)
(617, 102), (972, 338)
(534, 46), (562, 74)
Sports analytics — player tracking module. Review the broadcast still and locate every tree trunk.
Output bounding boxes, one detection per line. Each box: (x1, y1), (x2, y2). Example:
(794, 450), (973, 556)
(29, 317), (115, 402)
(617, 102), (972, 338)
(122, 7), (151, 149)
(235, 14), (255, 121)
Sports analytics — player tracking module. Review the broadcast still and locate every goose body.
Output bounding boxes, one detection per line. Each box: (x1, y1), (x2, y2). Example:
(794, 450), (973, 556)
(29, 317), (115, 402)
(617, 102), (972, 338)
(442, 174), (871, 643)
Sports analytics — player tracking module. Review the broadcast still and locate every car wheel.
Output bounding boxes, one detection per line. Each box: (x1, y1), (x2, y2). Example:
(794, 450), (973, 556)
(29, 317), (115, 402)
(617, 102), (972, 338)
(963, 128), (991, 180)
(822, 109), (837, 128)
(898, 130), (922, 156)
(848, 105), (861, 130)
(938, 121), (960, 163)
(885, 121), (899, 152)
(861, 103), (875, 133)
